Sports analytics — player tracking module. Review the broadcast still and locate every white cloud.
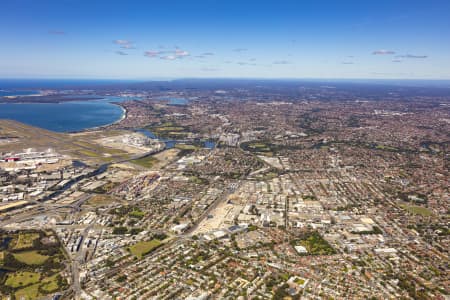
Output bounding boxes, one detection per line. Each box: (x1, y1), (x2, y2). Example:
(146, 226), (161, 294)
(113, 40), (136, 50)
(160, 55), (177, 60)
(144, 48), (190, 60)
(396, 54), (428, 59)
(113, 40), (131, 45)
(372, 49), (396, 55)
(121, 44), (135, 49)
(144, 51), (161, 57)
(175, 49), (190, 57)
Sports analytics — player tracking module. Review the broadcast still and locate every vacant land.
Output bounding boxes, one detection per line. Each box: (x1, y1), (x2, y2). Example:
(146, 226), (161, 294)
(129, 239), (162, 258)
(86, 194), (118, 207)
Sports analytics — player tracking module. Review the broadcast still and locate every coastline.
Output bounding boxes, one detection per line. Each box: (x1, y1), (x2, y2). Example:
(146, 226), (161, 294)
(104, 102), (127, 128)
(68, 102), (128, 134)
(0, 95), (102, 104)
(0, 90), (42, 98)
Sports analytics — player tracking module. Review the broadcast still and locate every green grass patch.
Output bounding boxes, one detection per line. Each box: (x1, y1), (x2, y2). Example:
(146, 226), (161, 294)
(0, 230), (67, 299)
(129, 209), (145, 219)
(77, 149), (101, 157)
(175, 144), (198, 150)
(130, 156), (158, 168)
(291, 231), (336, 256)
(399, 204), (432, 216)
(92, 181), (119, 194)
(5, 271), (40, 288)
(14, 283), (40, 300)
(158, 126), (185, 132)
(374, 144), (399, 151)
(146, 123), (192, 138)
(167, 131), (189, 137)
(241, 141), (278, 156)
(188, 175), (208, 185)
(129, 239), (162, 259)
(248, 225), (258, 231)
(280, 273), (290, 281)
(40, 274), (59, 293)
(13, 250), (49, 265)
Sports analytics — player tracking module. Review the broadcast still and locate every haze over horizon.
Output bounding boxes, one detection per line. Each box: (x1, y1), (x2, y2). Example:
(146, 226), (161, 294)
(1, 0), (450, 80)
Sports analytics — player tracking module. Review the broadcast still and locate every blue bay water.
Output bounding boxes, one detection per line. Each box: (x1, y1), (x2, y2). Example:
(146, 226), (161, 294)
(0, 90), (37, 97)
(0, 100), (125, 132)
(0, 79), (138, 132)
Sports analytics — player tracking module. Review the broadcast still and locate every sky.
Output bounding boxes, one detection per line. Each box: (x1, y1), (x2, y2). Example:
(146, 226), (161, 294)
(1, 0), (450, 80)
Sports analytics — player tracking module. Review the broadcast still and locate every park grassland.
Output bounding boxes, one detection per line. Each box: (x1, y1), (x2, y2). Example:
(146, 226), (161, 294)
(146, 122), (191, 138)
(188, 175), (209, 185)
(175, 143), (198, 150)
(129, 239), (162, 258)
(13, 274), (60, 300)
(14, 282), (40, 300)
(13, 250), (49, 265)
(5, 271), (40, 288)
(129, 209), (145, 219)
(39, 274), (60, 293)
(13, 232), (40, 250)
(240, 141), (278, 156)
(130, 155), (158, 168)
(291, 231), (336, 256)
(0, 229), (68, 299)
(399, 203), (433, 216)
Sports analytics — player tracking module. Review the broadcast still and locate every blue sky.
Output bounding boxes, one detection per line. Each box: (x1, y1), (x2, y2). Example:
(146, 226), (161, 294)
(1, 0), (449, 79)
